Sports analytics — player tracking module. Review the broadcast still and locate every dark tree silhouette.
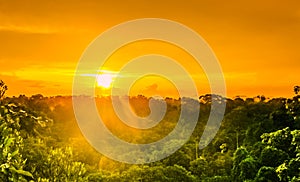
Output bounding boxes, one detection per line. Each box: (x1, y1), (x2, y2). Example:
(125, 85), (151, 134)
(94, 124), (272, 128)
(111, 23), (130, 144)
(294, 86), (300, 94)
(0, 80), (7, 99)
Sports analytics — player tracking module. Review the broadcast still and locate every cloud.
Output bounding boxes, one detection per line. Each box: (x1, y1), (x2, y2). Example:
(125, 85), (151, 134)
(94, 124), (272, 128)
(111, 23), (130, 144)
(0, 73), (70, 96)
(0, 25), (59, 34)
(141, 84), (159, 95)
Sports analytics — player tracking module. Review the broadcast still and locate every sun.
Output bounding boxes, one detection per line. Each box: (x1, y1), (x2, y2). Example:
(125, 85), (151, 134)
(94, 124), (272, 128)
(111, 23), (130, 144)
(96, 73), (113, 88)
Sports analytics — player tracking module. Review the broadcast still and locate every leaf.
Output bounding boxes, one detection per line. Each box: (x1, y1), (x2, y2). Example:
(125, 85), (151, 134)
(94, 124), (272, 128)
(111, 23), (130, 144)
(9, 167), (33, 178)
(15, 169), (33, 178)
(4, 137), (14, 147)
(10, 150), (19, 157)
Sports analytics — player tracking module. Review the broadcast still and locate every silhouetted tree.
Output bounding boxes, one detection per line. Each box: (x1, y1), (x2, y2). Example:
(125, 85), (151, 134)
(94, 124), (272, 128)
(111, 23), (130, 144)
(294, 86), (300, 94)
(0, 80), (7, 99)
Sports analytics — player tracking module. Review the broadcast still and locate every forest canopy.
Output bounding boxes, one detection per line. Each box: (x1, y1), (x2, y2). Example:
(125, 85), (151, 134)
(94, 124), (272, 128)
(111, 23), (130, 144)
(0, 81), (300, 181)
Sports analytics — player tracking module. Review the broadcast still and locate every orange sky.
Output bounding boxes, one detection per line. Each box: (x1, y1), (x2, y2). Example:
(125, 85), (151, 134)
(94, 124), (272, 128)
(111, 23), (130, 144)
(0, 0), (299, 98)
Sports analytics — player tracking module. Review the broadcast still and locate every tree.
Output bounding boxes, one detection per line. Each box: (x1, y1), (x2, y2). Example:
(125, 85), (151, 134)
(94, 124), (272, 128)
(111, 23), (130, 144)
(294, 86), (300, 95)
(276, 162), (288, 181)
(287, 157), (300, 181)
(163, 150), (192, 169)
(271, 109), (294, 130)
(231, 147), (259, 181)
(108, 165), (196, 182)
(41, 147), (87, 181)
(261, 127), (293, 154)
(189, 157), (209, 178)
(286, 95), (300, 129)
(22, 135), (89, 181)
(260, 146), (289, 167)
(0, 104), (33, 181)
(223, 107), (249, 149)
(253, 128), (300, 181)
(0, 80), (7, 99)
(255, 166), (279, 182)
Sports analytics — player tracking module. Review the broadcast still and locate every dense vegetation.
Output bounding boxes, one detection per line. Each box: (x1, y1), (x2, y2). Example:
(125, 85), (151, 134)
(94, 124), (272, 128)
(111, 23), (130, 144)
(0, 81), (300, 181)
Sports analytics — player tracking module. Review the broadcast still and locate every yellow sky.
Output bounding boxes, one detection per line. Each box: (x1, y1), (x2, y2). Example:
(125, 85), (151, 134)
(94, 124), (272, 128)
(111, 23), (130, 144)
(0, 0), (299, 98)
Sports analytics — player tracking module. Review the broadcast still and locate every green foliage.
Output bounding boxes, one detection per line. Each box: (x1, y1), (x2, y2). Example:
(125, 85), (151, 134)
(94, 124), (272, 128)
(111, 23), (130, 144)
(238, 156), (259, 180)
(42, 147), (87, 181)
(276, 162), (288, 181)
(23, 138), (88, 181)
(261, 127), (293, 153)
(209, 153), (232, 176)
(1, 83), (300, 181)
(0, 104), (33, 181)
(286, 96), (300, 129)
(202, 176), (231, 182)
(260, 146), (289, 167)
(287, 157), (300, 180)
(189, 157), (208, 178)
(1, 93), (89, 181)
(255, 166), (279, 182)
(106, 165), (195, 182)
(291, 130), (300, 154)
(86, 172), (104, 182)
(232, 147), (259, 181)
(163, 149), (192, 169)
(164, 165), (196, 182)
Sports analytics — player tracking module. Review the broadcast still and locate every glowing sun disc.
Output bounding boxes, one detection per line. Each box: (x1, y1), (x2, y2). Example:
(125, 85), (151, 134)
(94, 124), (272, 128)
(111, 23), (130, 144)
(97, 73), (113, 88)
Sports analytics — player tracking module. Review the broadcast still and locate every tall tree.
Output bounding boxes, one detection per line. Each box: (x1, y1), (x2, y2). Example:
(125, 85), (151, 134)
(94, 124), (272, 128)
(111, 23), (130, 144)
(294, 86), (300, 95)
(0, 80), (7, 99)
